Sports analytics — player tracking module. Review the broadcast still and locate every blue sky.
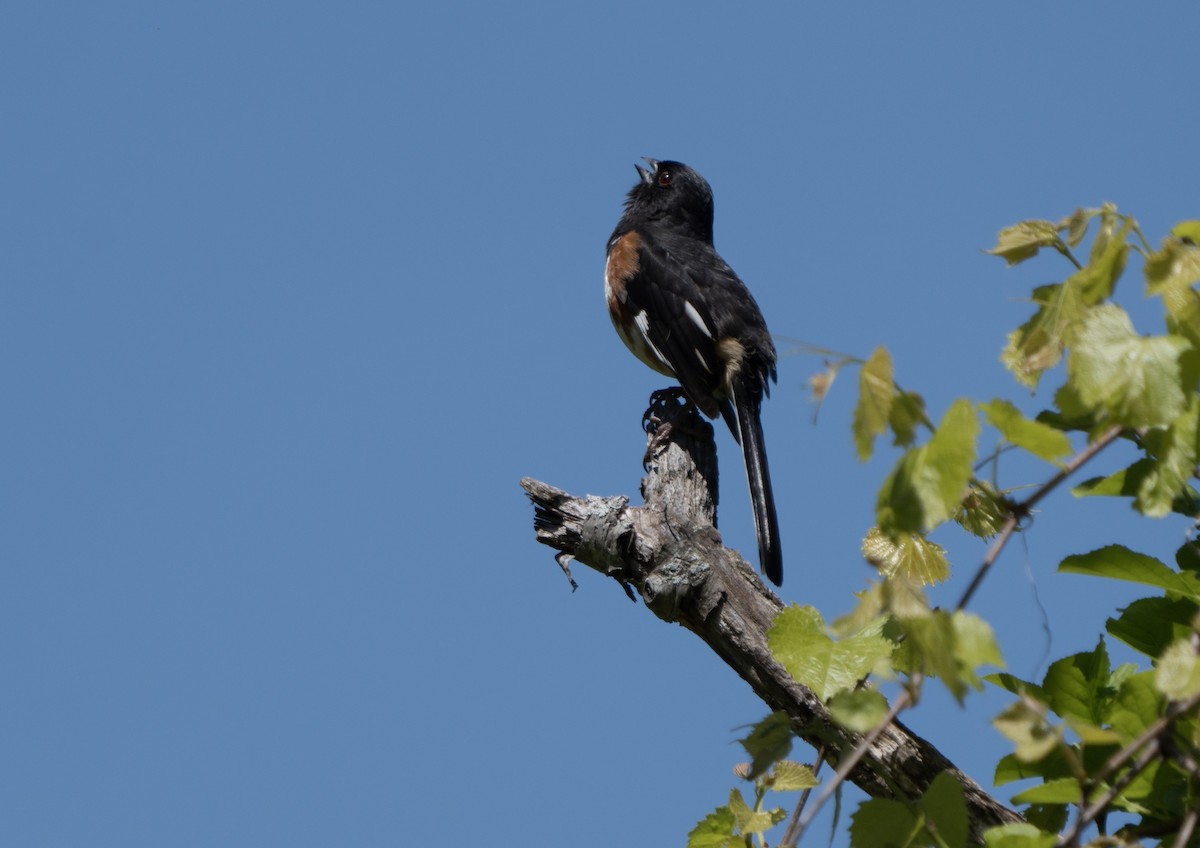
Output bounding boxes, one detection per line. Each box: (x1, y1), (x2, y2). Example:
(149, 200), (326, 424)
(3, 2), (1197, 845)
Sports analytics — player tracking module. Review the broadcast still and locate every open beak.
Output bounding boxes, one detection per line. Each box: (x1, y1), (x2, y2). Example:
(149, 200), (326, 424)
(634, 157), (659, 184)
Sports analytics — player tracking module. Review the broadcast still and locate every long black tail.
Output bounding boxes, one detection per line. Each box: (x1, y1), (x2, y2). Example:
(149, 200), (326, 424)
(732, 385), (783, 586)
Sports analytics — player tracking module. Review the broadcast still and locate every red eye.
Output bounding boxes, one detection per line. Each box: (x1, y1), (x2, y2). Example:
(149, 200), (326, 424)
(657, 170), (672, 187)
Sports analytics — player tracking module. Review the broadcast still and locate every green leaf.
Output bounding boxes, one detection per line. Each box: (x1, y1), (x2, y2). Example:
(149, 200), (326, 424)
(1021, 805), (1069, 836)
(992, 753), (1026, 787)
(889, 390), (926, 447)
(768, 606), (894, 701)
(993, 700), (1061, 762)
(1067, 220), (1128, 304)
(1010, 777), (1082, 805)
(1072, 461), (1151, 499)
(1179, 539), (1200, 574)
(981, 823), (1057, 848)
(1020, 212), (1143, 398)
(1140, 751), (1191, 815)
(986, 219), (1065, 266)
(727, 788), (785, 836)
(1134, 395), (1200, 517)
(836, 583), (927, 636)
(1061, 207), (1089, 248)
(993, 749), (1073, 787)
(834, 585), (887, 636)
(1144, 227), (1200, 296)
(768, 760), (819, 792)
(1163, 286), (1200, 351)
(1087, 203), (1121, 265)
(919, 399), (979, 520)
(980, 399), (1072, 464)
(828, 689), (889, 734)
(687, 806), (739, 848)
(1008, 777), (1084, 806)
(986, 672), (1049, 703)
(901, 610), (1001, 702)
(1109, 761), (1159, 811)
(862, 527), (949, 586)
(877, 399), (979, 535)
(920, 772), (968, 848)
(1041, 639), (1111, 726)
(737, 712), (793, 780)
(955, 482), (1010, 539)
(1072, 460), (1200, 518)
(1002, 282), (1085, 389)
(1108, 672), (1162, 743)
(1150, 225), (1200, 348)
(849, 798), (919, 848)
(1061, 716), (1121, 746)
(1066, 304), (1190, 428)
(1108, 596), (1200, 658)
(953, 611), (1005, 676)
(725, 789), (752, 825)
(1108, 661), (1140, 692)
(854, 346), (895, 461)
(1155, 638), (1200, 700)
(1059, 545), (1200, 600)
(878, 566), (931, 618)
(1173, 220), (1200, 244)
(1047, 382), (1094, 430)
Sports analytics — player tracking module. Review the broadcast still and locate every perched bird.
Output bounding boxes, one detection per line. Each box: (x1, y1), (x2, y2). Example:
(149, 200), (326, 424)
(604, 158), (783, 586)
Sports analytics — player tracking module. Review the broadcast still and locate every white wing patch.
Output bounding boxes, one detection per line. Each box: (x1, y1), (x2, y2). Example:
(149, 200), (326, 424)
(632, 310), (671, 369)
(684, 300), (712, 338)
(609, 302), (675, 378)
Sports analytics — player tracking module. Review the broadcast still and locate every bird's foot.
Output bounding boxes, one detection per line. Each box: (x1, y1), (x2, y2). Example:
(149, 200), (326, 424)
(641, 387), (704, 469)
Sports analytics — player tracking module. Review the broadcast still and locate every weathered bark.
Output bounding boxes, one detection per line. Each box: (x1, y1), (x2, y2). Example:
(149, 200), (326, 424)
(521, 396), (1022, 842)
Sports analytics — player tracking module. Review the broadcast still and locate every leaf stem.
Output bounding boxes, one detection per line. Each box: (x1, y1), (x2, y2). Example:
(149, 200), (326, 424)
(1058, 244), (1084, 270)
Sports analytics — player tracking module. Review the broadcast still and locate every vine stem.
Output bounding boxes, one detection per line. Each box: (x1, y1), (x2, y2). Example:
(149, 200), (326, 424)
(955, 424), (1124, 611)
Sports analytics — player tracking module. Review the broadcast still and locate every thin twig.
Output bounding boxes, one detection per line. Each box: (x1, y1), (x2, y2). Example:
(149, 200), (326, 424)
(782, 680), (920, 846)
(955, 425), (1123, 611)
(1055, 692), (1200, 846)
(1058, 738), (1160, 847)
(1093, 692), (1200, 787)
(1170, 744), (1200, 781)
(778, 744), (828, 848)
(1170, 807), (1198, 848)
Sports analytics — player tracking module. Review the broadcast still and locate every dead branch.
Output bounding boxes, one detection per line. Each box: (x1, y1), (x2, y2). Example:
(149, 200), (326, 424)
(521, 396), (1022, 842)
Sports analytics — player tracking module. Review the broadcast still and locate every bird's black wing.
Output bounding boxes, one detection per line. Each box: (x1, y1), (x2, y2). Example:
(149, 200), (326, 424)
(621, 233), (757, 421)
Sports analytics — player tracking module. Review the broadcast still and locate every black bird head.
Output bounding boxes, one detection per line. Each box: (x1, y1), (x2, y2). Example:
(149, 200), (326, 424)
(623, 158), (715, 243)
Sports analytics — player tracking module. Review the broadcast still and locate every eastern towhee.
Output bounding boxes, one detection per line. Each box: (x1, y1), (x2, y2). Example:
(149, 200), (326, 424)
(604, 158), (783, 586)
